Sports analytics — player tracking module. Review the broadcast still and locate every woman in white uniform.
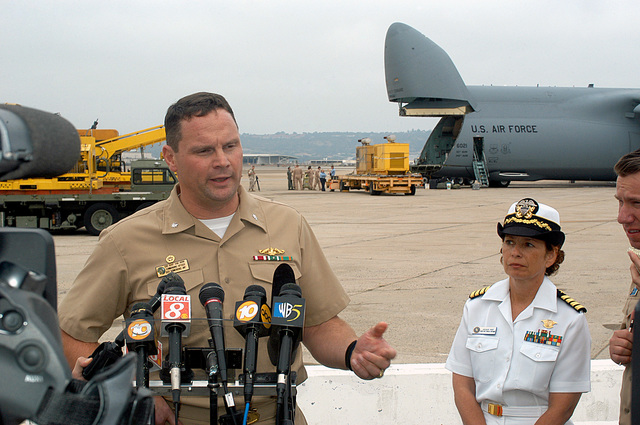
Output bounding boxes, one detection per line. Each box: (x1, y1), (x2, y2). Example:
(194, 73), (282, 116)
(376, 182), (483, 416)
(446, 198), (590, 424)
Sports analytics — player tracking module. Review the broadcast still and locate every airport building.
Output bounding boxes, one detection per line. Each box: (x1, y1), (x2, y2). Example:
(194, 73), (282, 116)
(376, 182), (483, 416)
(243, 154), (297, 165)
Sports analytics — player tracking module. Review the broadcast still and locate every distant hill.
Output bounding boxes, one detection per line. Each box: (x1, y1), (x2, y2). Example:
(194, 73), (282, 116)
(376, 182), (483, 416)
(241, 130), (431, 161)
(139, 130), (431, 161)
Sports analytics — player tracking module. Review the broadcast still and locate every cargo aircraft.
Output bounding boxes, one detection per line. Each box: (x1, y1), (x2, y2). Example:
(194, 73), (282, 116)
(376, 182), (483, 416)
(385, 22), (640, 186)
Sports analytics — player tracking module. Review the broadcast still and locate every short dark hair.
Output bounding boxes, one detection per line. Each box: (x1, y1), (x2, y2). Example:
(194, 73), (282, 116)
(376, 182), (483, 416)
(614, 148), (640, 177)
(545, 242), (564, 276)
(164, 92), (237, 151)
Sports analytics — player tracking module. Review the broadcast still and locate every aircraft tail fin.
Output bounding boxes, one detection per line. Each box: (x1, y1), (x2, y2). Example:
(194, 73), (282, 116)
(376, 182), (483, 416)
(384, 23), (476, 116)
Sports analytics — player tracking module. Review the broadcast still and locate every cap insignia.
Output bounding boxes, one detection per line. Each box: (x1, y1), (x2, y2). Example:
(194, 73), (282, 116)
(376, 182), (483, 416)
(514, 198), (539, 219)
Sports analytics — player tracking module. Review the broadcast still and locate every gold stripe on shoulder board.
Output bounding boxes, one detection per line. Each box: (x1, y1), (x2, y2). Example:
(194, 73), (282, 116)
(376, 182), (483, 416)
(469, 286), (491, 299)
(557, 289), (587, 313)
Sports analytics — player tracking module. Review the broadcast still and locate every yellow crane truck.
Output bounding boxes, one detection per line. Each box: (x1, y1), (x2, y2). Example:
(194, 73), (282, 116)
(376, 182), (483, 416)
(0, 126), (176, 235)
(334, 135), (423, 195)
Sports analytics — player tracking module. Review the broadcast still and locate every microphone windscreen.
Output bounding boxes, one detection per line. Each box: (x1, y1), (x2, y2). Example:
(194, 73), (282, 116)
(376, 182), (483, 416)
(160, 272), (186, 293)
(199, 282), (225, 305)
(130, 302), (153, 317)
(272, 263), (295, 304)
(244, 284), (266, 298)
(279, 283), (302, 298)
(0, 104), (80, 181)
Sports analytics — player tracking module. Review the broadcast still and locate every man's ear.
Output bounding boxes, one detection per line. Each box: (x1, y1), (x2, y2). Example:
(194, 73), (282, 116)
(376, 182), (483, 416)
(162, 145), (177, 172)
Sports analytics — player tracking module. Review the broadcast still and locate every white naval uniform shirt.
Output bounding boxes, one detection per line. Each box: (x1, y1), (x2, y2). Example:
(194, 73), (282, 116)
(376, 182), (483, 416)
(446, 277), (591, 424)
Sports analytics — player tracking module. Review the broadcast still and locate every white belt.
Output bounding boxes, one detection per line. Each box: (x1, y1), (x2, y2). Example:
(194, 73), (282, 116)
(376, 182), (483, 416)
(481, 400), (547, 417)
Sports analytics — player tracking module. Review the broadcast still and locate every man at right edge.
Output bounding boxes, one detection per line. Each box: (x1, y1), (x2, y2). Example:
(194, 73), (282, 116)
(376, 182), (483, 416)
(610, 148), (640, 424)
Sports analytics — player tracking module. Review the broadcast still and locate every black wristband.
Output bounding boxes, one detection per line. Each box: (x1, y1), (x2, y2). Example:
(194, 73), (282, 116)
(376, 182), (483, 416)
(345, 340), (358, 371)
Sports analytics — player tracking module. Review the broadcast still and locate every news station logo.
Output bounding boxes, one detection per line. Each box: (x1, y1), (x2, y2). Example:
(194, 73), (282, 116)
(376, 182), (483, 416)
(236, 300), (259, 322)
(161, 294), (191, 321)
(127, 319), (152, 340)
(273, 302), (302, 322)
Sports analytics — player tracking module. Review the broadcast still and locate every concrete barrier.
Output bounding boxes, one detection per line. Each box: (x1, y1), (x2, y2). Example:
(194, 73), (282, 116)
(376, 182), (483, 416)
(297, 360), (623, 424)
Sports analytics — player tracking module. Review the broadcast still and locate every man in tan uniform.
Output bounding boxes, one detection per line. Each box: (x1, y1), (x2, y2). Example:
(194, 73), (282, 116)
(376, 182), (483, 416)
(248, 165), (257, 191)
(58, 92), (396, 425)
(610, 149), (640, 425)
(311, 167), (320, 191)
(292, 165), (302, 190)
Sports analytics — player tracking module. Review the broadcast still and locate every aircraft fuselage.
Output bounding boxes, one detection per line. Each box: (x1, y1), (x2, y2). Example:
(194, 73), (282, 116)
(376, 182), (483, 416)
(385, 22), (640, 183)
(424, 86), (640, 181)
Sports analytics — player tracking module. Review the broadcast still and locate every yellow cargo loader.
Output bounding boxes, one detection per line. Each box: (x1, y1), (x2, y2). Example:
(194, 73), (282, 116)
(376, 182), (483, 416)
(334, 136), (423, 195)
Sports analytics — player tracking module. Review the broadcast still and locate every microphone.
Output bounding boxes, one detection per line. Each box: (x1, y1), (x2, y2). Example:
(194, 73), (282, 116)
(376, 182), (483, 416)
(82, 272), (185, 380)
(124, 302), (157, 388)
(233, 285), (271, 404)
(160, 281), (191, 407)
(271, 282), (305, 425)
(200, 282), (241, 423)
(272, 283), (305, 378)
(198, 282), (229, 385)
(268, 264), (297, 366)
(0, 104), (80, 181)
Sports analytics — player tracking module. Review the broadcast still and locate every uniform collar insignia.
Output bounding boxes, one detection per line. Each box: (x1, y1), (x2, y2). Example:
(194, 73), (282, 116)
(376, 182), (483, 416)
(259, 247), (285, 255)
(541, 319), (557, 329)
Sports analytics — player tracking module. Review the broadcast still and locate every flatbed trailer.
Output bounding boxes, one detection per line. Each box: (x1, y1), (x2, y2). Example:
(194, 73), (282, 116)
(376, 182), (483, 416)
(0, 159), (176, 235)
(333, 136), (423, 195)
(0, 190), (171, 235)
(335, 173), (422, 195)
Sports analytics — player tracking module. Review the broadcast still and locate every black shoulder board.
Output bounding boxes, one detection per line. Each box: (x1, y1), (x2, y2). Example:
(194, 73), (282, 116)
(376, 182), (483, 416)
(557, 289), (587, 313)
(469, 286), (491, 299)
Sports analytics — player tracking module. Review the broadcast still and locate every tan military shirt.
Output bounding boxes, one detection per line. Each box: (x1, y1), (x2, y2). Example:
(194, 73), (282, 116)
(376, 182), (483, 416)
(59, 184), (350, 424)
(619, 281), (638, 425)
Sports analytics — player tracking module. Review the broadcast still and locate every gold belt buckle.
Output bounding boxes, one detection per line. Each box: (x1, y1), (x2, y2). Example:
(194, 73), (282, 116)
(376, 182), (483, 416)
(246, 408), (260, 424)
(487, 403), (503, 417)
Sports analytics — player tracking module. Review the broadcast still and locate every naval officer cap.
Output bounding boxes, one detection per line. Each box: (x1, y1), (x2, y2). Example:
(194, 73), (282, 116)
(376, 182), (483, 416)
(497, 198), (565, 247)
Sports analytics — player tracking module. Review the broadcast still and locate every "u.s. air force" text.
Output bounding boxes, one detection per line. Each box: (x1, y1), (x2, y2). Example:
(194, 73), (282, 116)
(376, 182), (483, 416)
(471, 124), (538, 134)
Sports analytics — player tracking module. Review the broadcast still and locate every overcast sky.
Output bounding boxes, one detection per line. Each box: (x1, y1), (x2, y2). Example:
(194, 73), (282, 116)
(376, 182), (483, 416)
(2, 1), (638, 135)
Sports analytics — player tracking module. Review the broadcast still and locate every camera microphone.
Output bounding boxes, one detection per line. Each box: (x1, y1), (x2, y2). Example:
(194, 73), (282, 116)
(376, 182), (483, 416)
(0, 104), (80, 181)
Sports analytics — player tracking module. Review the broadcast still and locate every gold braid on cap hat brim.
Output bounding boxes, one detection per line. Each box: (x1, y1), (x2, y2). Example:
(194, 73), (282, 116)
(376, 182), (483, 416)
(503, 215), (553, 231)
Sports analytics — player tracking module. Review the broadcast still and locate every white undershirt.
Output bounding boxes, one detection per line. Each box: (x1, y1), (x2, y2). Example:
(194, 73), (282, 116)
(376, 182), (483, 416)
(199, 213), (235, 238)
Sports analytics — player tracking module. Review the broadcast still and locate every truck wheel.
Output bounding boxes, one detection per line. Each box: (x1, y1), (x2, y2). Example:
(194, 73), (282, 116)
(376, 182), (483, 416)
(84, 203), (119, 236)
(339, 181), (347, 192)
(405, 184), (416, 196)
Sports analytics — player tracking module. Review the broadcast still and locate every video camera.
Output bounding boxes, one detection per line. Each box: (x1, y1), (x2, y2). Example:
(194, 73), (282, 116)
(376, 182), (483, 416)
(0, 104), (154, 425)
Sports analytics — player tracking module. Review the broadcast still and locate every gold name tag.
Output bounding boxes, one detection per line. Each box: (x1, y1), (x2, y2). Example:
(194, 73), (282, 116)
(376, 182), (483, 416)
(156, 259), (190, 277)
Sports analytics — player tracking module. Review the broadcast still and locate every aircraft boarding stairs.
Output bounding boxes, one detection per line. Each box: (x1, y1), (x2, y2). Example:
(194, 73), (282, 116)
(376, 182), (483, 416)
(472, 150), (489, 187)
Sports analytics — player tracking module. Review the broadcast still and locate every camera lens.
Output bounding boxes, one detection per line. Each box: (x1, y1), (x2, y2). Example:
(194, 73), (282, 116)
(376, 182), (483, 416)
(2, 310), (24, 333)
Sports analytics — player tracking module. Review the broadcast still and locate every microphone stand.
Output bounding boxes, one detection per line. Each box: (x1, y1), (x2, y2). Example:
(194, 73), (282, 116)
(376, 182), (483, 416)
(135, 344), (150, 389)
(275, 333), (294, 425)
(206, 340), (219, 425)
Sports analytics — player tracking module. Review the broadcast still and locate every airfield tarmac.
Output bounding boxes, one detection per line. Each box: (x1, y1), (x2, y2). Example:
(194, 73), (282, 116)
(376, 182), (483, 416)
(54, 166), (628, 366)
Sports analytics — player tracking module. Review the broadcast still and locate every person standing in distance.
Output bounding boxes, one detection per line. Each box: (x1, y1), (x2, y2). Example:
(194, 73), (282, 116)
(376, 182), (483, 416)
(610, 148), (640, 425)
(248, 164), (257, 192)
(58, 92), (396, 425)
(292, 164), (303, 190)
